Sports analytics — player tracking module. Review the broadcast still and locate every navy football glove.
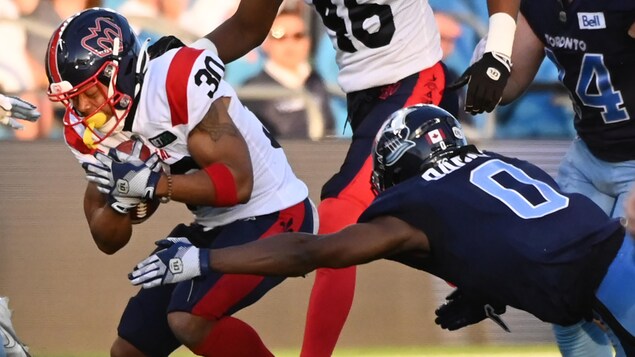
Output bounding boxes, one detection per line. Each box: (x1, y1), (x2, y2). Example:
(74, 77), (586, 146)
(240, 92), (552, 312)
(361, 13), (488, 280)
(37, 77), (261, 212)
(434, 289), (509, 332)
(448, 51), (511, 115)
(129, 238), (210, 289)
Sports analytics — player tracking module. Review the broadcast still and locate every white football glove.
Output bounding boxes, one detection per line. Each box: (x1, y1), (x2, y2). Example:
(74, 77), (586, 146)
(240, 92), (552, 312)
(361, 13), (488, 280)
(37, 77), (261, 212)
(129, 238), (210, 289)
(0, 94), (40, 130)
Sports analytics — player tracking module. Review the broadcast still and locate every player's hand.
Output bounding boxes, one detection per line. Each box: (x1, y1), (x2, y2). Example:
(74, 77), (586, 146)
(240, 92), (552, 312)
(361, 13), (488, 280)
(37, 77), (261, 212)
(434, 289), (509, 332)
(83, 140), (162, 203)
(128, 238), (210, 289)
(448, 51), (511, 115)
(0, 94), (41, 129)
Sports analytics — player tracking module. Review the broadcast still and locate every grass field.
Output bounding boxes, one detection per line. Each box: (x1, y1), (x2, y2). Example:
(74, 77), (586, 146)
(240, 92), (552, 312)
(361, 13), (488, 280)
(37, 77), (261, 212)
(39, 344), (561, 357)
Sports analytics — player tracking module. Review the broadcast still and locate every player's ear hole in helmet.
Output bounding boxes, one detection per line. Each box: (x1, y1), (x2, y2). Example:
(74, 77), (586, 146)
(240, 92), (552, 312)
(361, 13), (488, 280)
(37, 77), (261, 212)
(371, 104), (472, 194)
(45, 7), (150, 144)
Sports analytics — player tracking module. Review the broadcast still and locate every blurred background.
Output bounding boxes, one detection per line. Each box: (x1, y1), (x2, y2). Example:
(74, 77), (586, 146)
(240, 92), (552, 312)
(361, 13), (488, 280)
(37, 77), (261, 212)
(0, 0), (574, 355)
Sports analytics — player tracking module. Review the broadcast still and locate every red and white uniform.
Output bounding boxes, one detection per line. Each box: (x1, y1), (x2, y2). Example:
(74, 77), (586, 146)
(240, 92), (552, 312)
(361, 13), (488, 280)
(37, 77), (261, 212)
(64, 46), (309, 229)
(306, 0), (442, 92)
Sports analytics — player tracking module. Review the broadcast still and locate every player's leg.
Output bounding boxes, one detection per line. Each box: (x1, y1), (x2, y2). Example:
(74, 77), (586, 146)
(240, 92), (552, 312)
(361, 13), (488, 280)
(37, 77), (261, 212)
(112, 284), (181, 357)
(594, 233), (635, 356)
(167, 199), (316, 356)
(553, 138), (615, 357)
(554, 139), (635, 357)
(301, 62), (456, 357)
(601, 158), (635, 357)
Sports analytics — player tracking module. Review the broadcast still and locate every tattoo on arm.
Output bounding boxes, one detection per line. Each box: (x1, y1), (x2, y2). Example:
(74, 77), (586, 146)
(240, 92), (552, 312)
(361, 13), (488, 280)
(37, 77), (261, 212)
(195, 101), (240, 142)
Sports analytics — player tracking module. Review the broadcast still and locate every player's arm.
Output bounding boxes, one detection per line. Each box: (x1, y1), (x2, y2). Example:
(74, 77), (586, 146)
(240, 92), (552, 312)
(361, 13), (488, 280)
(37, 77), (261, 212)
(486, 0), (519, 18)
(202, 0), (284, 63)
(83, 182), (133, 254)
(130, 215), (430, 288)
(451, 0), (520, 114)
(500, 13), (546, 104)
(211, 216), (428, 276)
(154, 97), (253, 206)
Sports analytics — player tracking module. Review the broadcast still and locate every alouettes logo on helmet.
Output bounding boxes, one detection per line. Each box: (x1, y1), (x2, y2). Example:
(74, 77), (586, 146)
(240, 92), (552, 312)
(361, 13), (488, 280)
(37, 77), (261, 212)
(377, 109), (416, 167)
(80, 17), (124, 58)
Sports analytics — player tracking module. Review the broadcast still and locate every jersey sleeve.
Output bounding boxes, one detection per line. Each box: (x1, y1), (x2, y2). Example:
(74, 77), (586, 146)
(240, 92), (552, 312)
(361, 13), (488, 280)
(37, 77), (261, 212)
(136, 46), (228, 146)
(162, 46), (226, 133)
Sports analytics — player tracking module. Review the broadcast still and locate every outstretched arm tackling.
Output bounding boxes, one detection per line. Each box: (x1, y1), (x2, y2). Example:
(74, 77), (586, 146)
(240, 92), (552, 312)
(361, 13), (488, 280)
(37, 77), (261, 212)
(130, 215), (429, 288)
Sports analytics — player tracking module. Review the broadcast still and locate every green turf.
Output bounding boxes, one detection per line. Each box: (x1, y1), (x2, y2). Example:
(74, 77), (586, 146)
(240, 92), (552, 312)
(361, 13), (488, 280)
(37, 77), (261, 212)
(37, 344), (561, 357)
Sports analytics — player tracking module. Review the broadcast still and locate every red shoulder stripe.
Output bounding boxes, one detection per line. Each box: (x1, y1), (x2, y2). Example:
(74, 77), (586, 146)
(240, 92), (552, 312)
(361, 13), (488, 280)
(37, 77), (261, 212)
(166, 47), (204, 127)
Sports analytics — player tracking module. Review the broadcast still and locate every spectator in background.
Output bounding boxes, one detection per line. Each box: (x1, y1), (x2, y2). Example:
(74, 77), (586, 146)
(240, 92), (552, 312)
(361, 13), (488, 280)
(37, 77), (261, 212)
(242, 10), (335, 140)
(178, 0), (262, 86)
(117, 0), (190, 44)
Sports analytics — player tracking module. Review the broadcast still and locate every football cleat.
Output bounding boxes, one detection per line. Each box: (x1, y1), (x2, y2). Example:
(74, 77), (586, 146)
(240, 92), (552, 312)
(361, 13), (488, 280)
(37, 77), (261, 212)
(0, 297), (31, 357)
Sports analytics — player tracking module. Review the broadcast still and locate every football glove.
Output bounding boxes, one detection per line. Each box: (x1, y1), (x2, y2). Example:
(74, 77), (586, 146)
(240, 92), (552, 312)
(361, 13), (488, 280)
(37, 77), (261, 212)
(129, 238), (210, 289)
(84, 141), (162, 213)
(448, 51), (512, 115)
(0, 94), (40, 130)
(148, 35), (185, 59)
(434, 289), (509, 332)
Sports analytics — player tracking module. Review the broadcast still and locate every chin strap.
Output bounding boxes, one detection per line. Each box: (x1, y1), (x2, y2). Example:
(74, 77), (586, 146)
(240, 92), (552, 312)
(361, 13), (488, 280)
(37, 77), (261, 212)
(134, 38), (150, 97)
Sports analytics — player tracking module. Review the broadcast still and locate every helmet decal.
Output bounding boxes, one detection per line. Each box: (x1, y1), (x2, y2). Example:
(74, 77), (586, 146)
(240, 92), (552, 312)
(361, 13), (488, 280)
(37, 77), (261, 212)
(81, 17), (124, 58)
(425, 128), (446, 144)
(378, 110), (416, 167)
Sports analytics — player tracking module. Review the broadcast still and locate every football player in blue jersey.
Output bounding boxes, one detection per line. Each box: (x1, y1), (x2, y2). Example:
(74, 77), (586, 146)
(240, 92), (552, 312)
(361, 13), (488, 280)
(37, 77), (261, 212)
(129, 104), (635, 356)
(200, 1), (520, 355)
(476, 1), (635, 356)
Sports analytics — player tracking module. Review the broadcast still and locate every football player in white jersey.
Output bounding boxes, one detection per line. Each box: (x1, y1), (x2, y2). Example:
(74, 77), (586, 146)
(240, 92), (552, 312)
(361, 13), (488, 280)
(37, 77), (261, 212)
(200, 1), (519, 355)
(45, 8), (317, 357)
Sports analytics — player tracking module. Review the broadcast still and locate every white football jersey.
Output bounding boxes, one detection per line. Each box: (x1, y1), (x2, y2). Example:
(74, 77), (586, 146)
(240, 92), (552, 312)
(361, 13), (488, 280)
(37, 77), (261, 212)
(64, 46), (309, 229)
(306, 0), (442, 93)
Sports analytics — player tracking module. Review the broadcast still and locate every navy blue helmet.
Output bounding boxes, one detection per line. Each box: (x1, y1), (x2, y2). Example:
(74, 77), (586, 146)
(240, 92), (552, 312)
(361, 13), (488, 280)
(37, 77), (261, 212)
(46, 8), (146, 141)
(371, 104), (469, 193)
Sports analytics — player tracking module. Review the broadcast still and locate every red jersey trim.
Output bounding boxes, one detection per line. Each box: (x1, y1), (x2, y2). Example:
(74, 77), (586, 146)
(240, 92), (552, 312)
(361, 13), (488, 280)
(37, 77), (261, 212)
(166, 47), (204, 127)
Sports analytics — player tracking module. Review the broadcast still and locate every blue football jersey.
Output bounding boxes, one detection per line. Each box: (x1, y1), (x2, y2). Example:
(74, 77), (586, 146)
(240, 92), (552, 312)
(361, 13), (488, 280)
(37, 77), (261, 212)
(359, 150), (624, 324)
(521, 0), (635, 161)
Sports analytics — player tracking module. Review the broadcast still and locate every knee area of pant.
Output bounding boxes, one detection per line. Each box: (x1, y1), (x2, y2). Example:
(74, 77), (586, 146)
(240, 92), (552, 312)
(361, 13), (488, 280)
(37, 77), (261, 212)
(168, 311), (216, 348)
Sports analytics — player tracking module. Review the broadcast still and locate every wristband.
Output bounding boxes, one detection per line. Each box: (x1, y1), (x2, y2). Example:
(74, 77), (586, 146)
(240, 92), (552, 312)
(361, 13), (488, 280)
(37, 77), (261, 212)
(484, 12), (516, 58)
(199, 248), (210, 275)
(203, 163), (238, 206)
